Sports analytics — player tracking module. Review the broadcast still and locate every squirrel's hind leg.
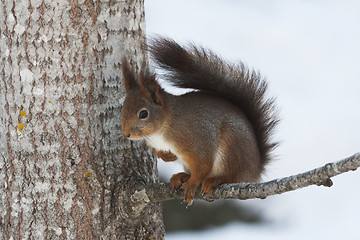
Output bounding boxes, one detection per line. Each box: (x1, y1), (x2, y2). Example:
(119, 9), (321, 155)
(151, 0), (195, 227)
(180, 155), (213, 205)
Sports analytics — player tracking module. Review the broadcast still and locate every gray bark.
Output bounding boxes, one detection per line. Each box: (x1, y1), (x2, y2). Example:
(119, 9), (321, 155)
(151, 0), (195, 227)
(0, 0), (164, 239)
(133, 153), (360, 204)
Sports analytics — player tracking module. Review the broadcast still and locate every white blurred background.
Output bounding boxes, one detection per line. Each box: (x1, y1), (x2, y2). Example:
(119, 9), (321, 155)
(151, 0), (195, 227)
(145, 0), (360, 239)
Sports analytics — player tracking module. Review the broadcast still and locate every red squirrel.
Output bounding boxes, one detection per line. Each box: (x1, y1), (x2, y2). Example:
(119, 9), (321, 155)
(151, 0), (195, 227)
(121, 37), (278, 205)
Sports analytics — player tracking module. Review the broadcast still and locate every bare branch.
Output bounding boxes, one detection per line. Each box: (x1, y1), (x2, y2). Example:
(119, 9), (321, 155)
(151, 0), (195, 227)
(131, 153), (360, 205)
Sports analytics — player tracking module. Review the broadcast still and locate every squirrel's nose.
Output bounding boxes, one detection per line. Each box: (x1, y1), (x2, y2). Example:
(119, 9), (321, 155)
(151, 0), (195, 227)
(122, 130), (130, 138)
(121, 127), (130, 138)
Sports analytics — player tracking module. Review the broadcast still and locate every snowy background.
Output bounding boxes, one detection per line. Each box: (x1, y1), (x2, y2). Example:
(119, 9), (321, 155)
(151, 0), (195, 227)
(145, 0), (360, 239)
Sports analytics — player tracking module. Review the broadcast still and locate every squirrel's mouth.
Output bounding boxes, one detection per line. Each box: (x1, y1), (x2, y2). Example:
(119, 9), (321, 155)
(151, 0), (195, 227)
(122, 127), (145, 140)
(125, 133), (145, 141)
(127, 136), (141, 141)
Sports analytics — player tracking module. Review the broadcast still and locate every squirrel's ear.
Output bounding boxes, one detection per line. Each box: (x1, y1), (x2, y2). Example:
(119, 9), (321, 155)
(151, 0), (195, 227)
(139, 70), (163, 105)
(121, 58), (138, 92)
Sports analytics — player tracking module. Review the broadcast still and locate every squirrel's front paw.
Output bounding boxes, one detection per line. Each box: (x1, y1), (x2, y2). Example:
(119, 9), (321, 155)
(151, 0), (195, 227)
(170, 172), (190, 189)
(155, 150), (178, 162)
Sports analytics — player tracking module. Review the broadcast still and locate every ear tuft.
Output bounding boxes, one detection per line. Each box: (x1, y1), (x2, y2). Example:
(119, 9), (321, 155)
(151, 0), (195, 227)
(139, 69), (163, 105)
(121, 58), (139, 92)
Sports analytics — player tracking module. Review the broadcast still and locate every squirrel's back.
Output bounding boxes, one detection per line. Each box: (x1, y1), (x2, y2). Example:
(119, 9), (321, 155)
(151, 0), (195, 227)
(148, 37), (279, 171)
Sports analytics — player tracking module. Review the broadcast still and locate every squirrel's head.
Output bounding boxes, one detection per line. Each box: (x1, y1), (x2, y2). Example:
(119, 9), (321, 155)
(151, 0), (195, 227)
(121, 59), (166, 140)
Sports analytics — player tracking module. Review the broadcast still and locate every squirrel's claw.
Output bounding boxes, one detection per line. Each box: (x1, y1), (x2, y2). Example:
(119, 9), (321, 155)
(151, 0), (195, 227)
(200, 177), (224, 195)
(181, 180), (197, 207)
(181, 198), (193, 208)
(182, 189), (194, 207)
(200, 184), (213, 195)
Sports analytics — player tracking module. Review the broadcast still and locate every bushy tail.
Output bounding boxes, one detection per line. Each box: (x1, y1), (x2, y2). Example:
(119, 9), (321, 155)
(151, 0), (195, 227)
(148, 37), (279, 167)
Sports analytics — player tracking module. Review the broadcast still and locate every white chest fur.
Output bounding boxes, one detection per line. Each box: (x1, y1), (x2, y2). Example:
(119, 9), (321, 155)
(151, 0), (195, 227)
(146, 132), (190, 172)
(146, 132), (174, 153)
(146, 132), (224, 177)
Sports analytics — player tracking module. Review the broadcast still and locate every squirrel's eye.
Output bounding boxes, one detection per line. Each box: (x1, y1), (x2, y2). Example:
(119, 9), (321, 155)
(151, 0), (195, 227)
(139, 110), (148, 119)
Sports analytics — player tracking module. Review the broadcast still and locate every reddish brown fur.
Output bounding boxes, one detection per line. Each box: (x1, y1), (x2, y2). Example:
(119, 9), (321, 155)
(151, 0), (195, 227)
(121, 37), (278, 205)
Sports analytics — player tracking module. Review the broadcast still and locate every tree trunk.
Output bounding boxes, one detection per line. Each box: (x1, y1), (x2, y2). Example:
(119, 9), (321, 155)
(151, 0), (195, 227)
(0, 0), (164, 239)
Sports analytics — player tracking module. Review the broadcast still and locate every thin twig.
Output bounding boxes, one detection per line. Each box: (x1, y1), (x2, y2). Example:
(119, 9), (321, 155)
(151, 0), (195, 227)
(131, 153), (360, 204)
